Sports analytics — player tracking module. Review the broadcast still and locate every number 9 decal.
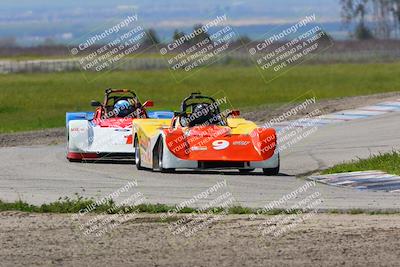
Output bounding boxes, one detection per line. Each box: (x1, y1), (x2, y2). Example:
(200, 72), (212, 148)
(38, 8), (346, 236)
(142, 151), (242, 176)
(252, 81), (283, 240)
(212, 140), (229, 150)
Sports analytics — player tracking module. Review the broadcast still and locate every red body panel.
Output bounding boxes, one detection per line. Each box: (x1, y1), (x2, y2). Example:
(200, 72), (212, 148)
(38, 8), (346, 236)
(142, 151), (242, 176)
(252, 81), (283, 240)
(92, 108), (134, 128)
(67, 152), (99, 160)
(89, 108), (135, 145)
(97, 117), (133, 128)
(164, 126), (276, 162)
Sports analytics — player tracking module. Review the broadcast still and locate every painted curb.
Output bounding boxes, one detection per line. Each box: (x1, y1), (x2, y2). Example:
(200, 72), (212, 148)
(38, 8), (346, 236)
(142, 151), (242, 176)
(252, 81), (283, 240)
(309, 170), (400, 192)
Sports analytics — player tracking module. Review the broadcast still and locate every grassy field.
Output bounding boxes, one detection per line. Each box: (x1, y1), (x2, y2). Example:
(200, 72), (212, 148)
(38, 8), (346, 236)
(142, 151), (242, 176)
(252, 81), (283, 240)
(0, 62), (400, 133)
(322, 151), (400, 176)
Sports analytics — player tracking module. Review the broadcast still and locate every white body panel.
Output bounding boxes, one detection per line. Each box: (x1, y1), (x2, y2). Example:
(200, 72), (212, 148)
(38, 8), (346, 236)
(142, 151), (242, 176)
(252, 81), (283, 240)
(68, 120), (134, 154)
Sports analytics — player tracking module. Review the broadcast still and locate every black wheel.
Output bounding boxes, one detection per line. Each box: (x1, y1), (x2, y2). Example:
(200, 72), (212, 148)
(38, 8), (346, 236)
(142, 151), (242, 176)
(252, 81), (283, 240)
(156, 138), (175, 173)
(262, 154), (280, 176)
(262, 166), (279, 175)
(239, 168), (255, 174)
(67, 157), (81, 163)
(134, 136), (144, 170)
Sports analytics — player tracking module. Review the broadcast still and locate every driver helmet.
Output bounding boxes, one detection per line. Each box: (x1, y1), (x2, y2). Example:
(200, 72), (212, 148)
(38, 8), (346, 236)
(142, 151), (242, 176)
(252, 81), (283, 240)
(114, 100), (132, 118)
(190, 103), (213, 126)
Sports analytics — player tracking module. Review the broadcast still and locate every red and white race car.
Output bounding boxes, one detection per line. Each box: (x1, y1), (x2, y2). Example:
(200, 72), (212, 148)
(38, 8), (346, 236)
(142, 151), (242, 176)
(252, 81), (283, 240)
(66, 88), (173, 161)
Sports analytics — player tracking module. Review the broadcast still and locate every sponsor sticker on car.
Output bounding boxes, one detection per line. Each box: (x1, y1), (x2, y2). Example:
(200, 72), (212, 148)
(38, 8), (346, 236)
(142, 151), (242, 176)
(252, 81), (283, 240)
(233, 141), (250, 146)
(191, 146), (208, 151)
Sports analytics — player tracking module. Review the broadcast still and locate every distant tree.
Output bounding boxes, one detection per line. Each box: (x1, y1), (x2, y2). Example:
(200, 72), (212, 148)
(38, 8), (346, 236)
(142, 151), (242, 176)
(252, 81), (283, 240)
(340, 0), (400, 39)
(354, 23), (374, 39)
(340, 0), (373, 39)
(236, 35), (252, 44)
(172, 29), (185, 41)
(191, 24), (210, 44)
(372, 0), (392, 38)
(143, 28), (160, 45)
(42, 37), (57, 46)
(355, 0), (368, 27)
(0, 37), (17, 47)
(391, 1), (400, 37)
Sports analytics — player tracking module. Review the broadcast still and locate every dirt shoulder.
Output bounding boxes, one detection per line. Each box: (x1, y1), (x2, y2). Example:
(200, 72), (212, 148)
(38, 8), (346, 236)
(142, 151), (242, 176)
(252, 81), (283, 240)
(0, 127), (65, 147)
(1, 92), (399, 147)
(1, 212), (399, 266)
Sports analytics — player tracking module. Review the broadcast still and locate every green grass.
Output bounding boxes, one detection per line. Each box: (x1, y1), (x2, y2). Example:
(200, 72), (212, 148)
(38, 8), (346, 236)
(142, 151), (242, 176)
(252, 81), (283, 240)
(1, 62), (400, 133)
(0, 197), (270, 215)
(1, 197), (399, 215)
(322, 151), (400, 176)
(0, 194), (305, 215)
(0, 197), (185, 214)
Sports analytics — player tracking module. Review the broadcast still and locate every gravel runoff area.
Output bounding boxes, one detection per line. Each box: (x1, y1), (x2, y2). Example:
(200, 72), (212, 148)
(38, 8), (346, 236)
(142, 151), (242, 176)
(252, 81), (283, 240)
(0, 127), (65, 148)
(1, 91), (400, 148)
(1, 212), (400, 266)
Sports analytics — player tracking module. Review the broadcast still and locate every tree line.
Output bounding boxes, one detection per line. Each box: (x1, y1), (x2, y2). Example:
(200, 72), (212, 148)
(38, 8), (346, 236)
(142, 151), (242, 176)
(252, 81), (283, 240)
(144, 24), (251, 46)
(341, 0), (400, 39)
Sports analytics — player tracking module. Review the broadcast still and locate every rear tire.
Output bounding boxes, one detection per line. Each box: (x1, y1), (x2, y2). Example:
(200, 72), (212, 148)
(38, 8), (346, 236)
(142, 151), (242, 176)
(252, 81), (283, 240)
(262, 154), (280, 176)
(156, 138), (175, 173)
(134, 136), (144, 170)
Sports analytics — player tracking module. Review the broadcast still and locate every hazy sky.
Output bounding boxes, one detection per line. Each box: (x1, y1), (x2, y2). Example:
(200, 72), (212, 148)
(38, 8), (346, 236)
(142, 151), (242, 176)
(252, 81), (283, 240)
(0, 0), (343, 45)
(0, 0), (341, 24)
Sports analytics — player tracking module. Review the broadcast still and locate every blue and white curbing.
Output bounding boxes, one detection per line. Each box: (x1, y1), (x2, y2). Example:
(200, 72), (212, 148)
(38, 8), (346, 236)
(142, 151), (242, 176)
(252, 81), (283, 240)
(272, 98), (400, 131)
(309, 170), (400, 193)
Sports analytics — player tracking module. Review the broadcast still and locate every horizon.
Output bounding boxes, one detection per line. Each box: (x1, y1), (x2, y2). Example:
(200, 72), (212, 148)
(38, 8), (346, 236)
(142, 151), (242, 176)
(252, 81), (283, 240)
(0, 0), (346, 46)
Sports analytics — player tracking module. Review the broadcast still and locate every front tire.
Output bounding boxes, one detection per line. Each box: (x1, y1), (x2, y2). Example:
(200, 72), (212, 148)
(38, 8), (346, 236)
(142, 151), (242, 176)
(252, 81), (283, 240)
(134, 136), (144, 170)
(262, 154), (280, 175)
(66, 133), (81, 162)
(155, 138), (175, 173)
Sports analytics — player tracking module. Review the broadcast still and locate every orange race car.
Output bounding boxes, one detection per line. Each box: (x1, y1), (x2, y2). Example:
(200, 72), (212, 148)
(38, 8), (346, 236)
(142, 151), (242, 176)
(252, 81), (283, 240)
(132, 92), (280, 174)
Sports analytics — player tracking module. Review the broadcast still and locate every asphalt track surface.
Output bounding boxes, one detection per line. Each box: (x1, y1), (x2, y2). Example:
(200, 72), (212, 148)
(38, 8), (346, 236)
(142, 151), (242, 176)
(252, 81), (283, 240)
(1, 111), (399, 210)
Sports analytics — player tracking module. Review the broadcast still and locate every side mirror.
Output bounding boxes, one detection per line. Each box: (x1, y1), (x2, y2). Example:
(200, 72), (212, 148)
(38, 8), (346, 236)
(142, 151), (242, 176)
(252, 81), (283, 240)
(91, 100), (102, 107)
(143, 100), (154, 107)
(229, 110), (240, 117)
